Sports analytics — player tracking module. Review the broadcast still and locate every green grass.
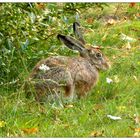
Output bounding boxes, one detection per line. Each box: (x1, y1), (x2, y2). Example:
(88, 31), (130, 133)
(0, 3), (140, 137)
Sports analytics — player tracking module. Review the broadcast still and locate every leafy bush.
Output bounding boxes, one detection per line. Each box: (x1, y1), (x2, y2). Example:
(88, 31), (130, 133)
(0, 3), (109, 88)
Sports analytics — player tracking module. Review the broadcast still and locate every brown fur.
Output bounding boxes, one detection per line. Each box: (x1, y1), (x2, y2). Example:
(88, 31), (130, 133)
(25, 22), (110, 102)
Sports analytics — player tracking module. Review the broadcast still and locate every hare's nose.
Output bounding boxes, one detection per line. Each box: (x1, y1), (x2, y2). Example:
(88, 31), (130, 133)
(103, 61), (111, 70)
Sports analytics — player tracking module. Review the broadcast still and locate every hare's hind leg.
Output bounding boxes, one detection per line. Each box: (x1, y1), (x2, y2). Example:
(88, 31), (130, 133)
(63, 74), (75, 102)
(76, 83), (91, 99)
(64, 83), (75, 100)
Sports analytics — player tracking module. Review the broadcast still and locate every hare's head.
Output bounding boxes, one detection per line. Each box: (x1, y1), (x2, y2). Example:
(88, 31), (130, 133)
(57, 22), (111, 71)
(86, 47), (110, 70)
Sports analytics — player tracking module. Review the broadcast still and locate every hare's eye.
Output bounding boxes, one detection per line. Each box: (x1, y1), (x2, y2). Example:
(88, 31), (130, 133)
(95, 52), (102, 58)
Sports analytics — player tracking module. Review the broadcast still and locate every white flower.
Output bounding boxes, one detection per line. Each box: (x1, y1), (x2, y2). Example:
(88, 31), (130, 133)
(120, 33), (137, 42)
(107, 115), (122, 120)
(106, 77), (113, 84)
(39, 64), (50, 72)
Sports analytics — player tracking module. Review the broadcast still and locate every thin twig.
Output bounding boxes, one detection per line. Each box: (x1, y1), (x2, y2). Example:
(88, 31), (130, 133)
(114, 3), (121, 17)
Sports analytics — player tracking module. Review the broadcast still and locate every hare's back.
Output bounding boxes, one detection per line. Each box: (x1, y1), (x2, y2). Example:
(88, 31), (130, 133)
(44, 56), (70, 67)
(30, 56), (70, 77)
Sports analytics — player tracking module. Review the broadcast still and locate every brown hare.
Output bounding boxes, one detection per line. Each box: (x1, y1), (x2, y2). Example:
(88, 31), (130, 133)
(26, 22), (111, 102)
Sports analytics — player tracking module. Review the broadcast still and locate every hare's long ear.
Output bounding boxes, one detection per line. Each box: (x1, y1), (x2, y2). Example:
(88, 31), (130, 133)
(73, 22), (86, 45)
(57, 34), (86, 53)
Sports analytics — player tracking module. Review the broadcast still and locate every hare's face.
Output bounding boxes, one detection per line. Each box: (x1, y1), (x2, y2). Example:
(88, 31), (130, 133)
(87, 48), (110, 71)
